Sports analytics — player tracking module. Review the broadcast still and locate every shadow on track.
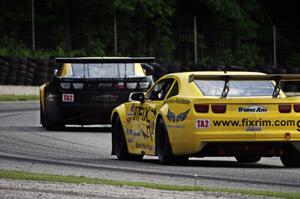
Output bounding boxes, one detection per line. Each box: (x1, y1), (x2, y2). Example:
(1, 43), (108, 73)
(116, 158), (283, 169)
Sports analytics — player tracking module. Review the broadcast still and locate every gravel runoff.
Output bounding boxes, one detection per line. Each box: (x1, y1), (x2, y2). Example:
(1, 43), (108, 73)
(0, 179), (277, 199)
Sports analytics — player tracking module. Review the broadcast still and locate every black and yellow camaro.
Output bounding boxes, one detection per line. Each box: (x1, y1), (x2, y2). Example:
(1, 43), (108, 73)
(40, 57), (155, 130)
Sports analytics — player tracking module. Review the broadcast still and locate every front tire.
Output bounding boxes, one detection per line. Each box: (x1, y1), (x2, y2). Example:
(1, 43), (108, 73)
(112, 116), (143, 161)
(156, 117), (188, 165)
(280, 144), (300, 168)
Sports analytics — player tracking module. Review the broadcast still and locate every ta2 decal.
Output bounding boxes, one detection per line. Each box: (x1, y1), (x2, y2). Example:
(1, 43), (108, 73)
(196, 119), (211, 129)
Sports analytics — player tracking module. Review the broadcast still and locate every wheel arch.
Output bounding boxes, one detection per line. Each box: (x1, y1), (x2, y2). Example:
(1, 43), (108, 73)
(155, 114), (164, 155)
(111, 112), (119, 155)
(39, 84), (46, 112)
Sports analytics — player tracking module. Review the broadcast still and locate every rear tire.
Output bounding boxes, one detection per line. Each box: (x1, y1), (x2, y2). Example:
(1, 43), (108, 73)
(280, 144), (300, 168)
(156, 117), (188, 165)
(40, 102), (46, 127)
(43, 103), (64, 131)
(235, 156), (261, 163)
(112, 116), (143, 161)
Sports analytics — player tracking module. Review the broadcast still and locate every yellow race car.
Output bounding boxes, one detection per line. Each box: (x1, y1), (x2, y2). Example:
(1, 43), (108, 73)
(111, 71), (300, 167)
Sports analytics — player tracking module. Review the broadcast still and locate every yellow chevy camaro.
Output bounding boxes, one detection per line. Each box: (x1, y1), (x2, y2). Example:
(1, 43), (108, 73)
(111, 71), (300, 167)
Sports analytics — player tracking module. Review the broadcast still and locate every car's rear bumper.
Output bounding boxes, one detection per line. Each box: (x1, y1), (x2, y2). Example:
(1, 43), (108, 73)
(169, 130), (300, 156)
(45, 95), (120, 125)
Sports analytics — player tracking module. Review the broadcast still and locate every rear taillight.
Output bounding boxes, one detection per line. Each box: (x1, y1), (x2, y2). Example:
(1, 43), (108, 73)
(194, 104), (209, 113)
(294, 104), (300, 112)
(127, 82), (137, 89)
(73, 83), (84, 89)
(212, 104), (226, 113)
(279, 104), (291, 113)
(117, 82), (125, 89)
(60, 82), (71, 89)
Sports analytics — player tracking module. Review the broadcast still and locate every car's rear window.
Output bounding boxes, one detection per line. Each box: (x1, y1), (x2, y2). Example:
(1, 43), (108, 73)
(65, 63), (135, 78)
(195, 80), (275, 97)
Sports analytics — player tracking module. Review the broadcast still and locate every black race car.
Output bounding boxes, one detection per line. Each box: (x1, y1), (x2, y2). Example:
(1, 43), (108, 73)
(40, 57), (155, 130)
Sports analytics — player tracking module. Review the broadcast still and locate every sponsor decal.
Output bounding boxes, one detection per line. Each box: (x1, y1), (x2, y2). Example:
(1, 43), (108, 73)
(246, 126), (262, 131)
(127, 138), (133, 143)
(165, 98), (190, 105)
(238, 105), (267, 113)
(91, 94), (118, 102)
(132, 105), (156, 122)
(127, 112), (134, 117)
(62, 93), (74, 102)
(166, 124), (184, 129)
(130, 104), (135, 112)
(136, 142), (152, 150)
(196, 119), (211, 129)
(126, 129), (141, 136)
(126, 105), (136, 122)
(167, 109), (190, 123)
(126, 117), (132, 122)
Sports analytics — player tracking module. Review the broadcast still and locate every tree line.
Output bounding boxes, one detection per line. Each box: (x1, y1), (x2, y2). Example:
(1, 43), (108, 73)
(0, 0), (299, 69)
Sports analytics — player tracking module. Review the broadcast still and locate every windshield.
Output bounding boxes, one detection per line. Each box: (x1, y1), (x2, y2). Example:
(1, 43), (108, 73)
(195, 80), (275, 97)
(63, 63), (135, 78)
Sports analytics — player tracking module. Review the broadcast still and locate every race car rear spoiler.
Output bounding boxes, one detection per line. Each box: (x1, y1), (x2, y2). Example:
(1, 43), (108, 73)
(188, 73), (300, 98)
(188, 74), (300, 82)
(55, 57), (155, 64)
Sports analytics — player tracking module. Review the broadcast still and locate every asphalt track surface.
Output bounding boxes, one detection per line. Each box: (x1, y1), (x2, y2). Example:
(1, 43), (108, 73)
(0, 101), (300, 193)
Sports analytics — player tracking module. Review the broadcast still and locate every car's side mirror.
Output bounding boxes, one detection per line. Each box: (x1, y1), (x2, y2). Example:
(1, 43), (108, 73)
(129, 92), (145, 102)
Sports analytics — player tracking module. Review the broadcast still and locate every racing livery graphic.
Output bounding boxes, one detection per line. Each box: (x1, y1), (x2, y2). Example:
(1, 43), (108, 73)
(166, 109), (190, 122)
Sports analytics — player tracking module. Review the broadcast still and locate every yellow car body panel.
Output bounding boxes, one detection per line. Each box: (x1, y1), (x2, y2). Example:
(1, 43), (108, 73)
(112, 71), (300, 159)
(39, 84), (46, 111)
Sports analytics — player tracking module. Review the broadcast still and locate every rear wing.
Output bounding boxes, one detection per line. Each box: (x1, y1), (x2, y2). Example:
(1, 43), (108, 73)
(188, 74), (300, 82)
(188, 73), (300, 98)
(55, 57), (155, 64)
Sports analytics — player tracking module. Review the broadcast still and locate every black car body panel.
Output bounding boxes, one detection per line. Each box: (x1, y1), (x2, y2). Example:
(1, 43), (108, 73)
(40, 57), (155, 129)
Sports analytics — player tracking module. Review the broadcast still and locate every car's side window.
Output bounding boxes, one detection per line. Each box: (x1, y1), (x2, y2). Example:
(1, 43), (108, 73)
(146, 78), (174, 101)
(166, 81), (178, 99)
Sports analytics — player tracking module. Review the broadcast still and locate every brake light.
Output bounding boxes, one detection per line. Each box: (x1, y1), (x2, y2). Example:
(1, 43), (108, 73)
(212, 104), (226, 113)
(294, 104), (300, 112)
(72, 83), (84, 89)
(127, 82), (137, 89)
(194, 104), (209, 113)
(60, 82), (71, 89)
(278, 104), (291, 113)
(117, 82), (124, 89)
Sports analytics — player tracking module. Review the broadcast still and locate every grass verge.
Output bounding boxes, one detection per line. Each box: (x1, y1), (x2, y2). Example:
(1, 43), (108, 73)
(0, 169), (300, 199)
(0, 95), (39, 101)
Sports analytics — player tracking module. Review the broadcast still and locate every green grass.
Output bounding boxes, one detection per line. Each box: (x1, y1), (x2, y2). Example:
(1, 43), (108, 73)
(0, 95), (39, 101)
(0, 169), (300, 199)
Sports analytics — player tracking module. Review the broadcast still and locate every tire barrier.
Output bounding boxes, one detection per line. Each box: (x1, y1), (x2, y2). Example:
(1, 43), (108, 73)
(0, 56), (299, 91)
(0, 56), (54, 86)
